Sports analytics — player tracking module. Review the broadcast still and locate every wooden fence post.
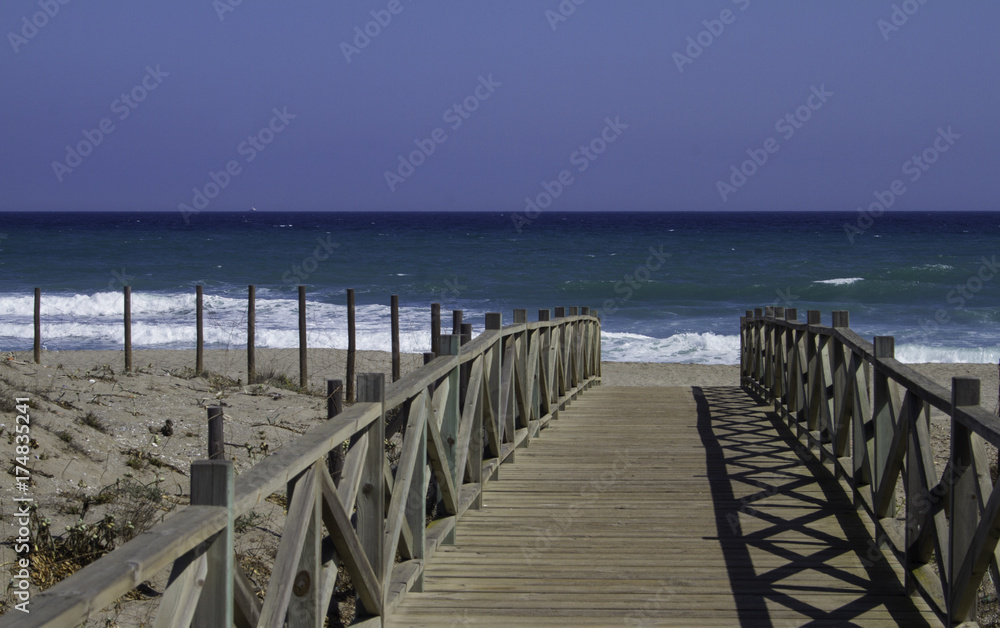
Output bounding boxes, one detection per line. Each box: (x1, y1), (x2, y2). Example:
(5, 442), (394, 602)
(124, 286), (132, 373)
(327, 379), (345, 485)
(347, 289), (356, 403)
(298, 285), (307, 389)
(247, 285), (256, 384)
(33, 287), (41, 363)
(356, 373), (385, 615)
(196, 285), (204, 374)
(452, 309), (462, 336)
(207, 406), (224, 460)
(391, 295), (401, 382)
(190, 459), (234, 628)
(430, 303), (441, 357)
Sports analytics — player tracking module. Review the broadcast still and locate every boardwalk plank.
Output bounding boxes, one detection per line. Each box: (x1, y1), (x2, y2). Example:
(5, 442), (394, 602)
(386, 386), (943, 627)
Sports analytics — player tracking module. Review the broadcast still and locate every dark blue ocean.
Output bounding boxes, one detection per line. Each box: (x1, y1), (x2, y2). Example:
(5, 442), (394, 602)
(0, 211), (997, 364)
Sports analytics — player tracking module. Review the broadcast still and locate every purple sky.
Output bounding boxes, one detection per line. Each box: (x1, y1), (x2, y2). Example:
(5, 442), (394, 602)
(2, 1), (998, 212)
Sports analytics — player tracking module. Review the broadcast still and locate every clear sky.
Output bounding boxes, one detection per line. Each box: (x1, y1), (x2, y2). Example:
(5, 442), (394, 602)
(2, 1), (998, 213)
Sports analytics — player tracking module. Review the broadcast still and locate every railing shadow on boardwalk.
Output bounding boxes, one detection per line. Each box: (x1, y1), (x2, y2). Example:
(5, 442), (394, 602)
(694, 385), (938, 627)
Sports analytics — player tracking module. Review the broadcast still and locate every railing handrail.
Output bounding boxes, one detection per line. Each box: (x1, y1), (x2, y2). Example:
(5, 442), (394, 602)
(743, 309), (1000, 443)
(4, 312), (601, 627)
(741, 307), (999, 625)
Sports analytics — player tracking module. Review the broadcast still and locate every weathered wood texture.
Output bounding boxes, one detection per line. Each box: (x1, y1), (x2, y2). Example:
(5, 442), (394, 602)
(194, 285), (203, 374)
(742, 309), (1000, 625)
(1, 311), (600, 628)
(387, 386), (942, 627)
(247, 284), (256, 383)
(124, 286), (133, 372)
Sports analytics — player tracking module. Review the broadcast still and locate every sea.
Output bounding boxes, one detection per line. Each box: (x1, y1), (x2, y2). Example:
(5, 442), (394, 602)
(0, 211), (997, 365)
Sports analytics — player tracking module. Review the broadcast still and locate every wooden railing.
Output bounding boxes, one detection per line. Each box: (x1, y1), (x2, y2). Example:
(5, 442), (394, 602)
(741, 306), (1000, 625)
(4, 309), (601, 628)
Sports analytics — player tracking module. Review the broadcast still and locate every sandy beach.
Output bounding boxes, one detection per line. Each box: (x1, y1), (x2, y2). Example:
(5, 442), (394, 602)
(0, 347), (996, 622)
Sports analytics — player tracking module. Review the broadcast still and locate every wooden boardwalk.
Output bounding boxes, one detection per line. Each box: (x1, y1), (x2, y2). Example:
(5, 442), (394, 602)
(387, 386), (943, 627)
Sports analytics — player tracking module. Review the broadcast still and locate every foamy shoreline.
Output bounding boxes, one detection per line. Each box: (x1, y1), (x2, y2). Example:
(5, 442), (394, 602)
(13, 347), (997, 396)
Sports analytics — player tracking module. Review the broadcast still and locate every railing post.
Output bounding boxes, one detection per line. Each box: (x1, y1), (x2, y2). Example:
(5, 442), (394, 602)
(784, 309), (797, 426)
(247, 285), (256, 384)
(831, 310), (850, 450)
(773, 306), (784, 403)
(190, 459), (234, 628)
(124, 286), (133, 373)
(539, 310), (552, 418)
(872, 336), (895, 499)
(406, 386), (428, 591)
(438, 335), (461, 544)
(740, 312), (749, 383)
(805, 310), (822, 435)
(905, 384), (932, 595)
(948, 377), (981, 623)
(357, 373), (385, 613)
(485, 313), (503, 459)
(459, 322), (472, 413)
(195, 285), (203, 375)
(286, 462), (322, 625)
(752, 308), (763, 387)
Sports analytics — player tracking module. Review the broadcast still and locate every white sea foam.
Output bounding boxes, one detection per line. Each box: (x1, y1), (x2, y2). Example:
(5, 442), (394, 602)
(813, 278), (864, 286)
(0, 292), (440, 353)
(601, 331), (740, 365)
(4, 292), (996, 366)
(896, 344), (1000, 364)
